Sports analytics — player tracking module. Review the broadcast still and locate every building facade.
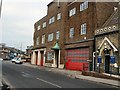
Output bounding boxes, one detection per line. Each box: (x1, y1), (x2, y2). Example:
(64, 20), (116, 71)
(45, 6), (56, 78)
(32, 0), (118, 71)
(0, 43), (9, 60)
(26, 46), (33, 62)
(95, 8), (119, 74)
(32, 1), (68, 68)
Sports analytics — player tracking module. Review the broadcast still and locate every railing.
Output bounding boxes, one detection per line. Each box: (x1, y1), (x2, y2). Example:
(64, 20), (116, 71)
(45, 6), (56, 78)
(94, 64), (120, 75)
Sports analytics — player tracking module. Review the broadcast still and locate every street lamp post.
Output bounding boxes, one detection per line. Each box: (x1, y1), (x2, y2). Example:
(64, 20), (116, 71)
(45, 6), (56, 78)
(0, 0), (2, 18)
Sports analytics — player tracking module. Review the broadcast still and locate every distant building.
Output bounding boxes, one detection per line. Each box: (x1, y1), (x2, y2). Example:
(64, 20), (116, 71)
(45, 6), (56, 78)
(0, 43), (9, 59)
(0, 43), (23, 60)
(26, 45), (33, 62)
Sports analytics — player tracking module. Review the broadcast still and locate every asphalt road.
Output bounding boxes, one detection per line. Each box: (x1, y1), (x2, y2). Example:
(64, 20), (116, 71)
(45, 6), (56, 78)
(2, 61), (118, 89)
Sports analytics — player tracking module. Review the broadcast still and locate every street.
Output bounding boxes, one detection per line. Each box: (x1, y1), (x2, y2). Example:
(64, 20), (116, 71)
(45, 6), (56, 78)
(2, 61), (118, 89)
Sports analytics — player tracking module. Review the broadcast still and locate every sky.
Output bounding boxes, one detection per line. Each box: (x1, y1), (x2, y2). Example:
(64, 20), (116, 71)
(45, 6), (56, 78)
(0, 0), (119, 51)
(1, 0), (53, 51)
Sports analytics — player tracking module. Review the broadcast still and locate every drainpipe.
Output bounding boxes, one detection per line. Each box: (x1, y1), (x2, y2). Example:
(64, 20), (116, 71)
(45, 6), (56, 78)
(118, 1), (120, 75)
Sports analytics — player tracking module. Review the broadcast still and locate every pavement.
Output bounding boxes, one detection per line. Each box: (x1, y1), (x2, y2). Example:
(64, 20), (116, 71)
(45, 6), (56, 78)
(22, 62), (120, 87)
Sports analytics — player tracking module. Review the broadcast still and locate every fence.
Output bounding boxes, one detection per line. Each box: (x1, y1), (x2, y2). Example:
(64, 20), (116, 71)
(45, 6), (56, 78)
(94, 64), (120, 75)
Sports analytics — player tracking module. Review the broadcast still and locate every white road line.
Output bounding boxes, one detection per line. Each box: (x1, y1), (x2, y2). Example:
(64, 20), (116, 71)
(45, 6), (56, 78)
(36, 78), (62, 88)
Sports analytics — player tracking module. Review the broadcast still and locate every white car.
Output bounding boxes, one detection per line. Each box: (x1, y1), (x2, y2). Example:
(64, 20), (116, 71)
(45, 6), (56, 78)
(15, 58), (23, 64)
(11, 58), (17, 63)
(0, 58), (3, 61)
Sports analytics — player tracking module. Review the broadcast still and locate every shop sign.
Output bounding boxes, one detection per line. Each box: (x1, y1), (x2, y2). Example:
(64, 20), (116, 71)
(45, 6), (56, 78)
(98, 56), (102, 63)
(110, 56), (116, 64)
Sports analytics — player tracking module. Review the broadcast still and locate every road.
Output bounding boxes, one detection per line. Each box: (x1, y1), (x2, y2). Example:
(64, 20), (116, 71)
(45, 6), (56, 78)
(2, 61), (118, 89)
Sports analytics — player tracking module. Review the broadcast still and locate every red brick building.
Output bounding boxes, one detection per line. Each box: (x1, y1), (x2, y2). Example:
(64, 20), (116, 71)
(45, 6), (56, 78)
(32, 1), (67, 68)
(32, 0), (117, 71)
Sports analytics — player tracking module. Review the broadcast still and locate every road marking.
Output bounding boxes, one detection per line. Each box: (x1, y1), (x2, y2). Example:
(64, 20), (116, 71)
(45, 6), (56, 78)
(36, 78), (62, 88)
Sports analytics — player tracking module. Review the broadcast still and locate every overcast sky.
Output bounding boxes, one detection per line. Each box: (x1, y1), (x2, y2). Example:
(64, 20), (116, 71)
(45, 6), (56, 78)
(1, 0), (52, 51)
(1, 0), (119, 51)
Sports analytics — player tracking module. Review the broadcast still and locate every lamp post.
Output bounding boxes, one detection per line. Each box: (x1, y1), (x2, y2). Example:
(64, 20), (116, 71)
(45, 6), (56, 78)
(0, 0), (2, 18)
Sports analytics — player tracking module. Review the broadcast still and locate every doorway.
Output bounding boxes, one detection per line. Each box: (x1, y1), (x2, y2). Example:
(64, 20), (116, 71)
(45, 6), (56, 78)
(55, 50), (59, 68)
(105, 55), (110, 73)
(35, 52), (38, 65)
(40, 51), (44, 66)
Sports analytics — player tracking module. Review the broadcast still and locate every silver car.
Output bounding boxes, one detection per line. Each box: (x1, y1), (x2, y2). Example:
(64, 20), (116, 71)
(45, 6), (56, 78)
(15, 58), (23, 64)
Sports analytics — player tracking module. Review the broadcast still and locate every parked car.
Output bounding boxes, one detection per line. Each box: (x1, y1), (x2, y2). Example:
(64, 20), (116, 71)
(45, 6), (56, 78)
(21, 57), (26, 62)
(15, 58), (23, 64)
(0, 58), (3, 61)
(11, 58), (17, 63)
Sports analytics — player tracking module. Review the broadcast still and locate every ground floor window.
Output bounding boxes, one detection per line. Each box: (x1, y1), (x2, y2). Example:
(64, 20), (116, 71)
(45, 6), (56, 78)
(47, 52), (54, 61)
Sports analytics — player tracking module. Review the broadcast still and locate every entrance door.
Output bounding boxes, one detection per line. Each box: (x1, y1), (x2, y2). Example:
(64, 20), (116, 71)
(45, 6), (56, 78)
(105, 55), (110, 73)
(55, 50), (59, 68)
(35, 52), (38, 65)
(40, 51), (44, 66)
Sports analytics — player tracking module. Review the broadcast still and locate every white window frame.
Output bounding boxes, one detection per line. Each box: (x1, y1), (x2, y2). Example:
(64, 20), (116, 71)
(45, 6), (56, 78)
(84, 0), (88, 9)
(56, 31), (60, 40)
(52, 17), (55, 23)
(43, 22), (46, 28)
(49, 19), (51, 24)
(48, 33), (54, 42)
(81, 23), (86, 35)
(69, 8), (76, 17)
(36, 37), (40, 45)
(47, 52), (54, 60)
(37, 25), (41, 30)
(42, 34), (45, 44)
(57, 13), (61, 20)
(49, 16), (55, 24)
(69, 27), (74, 38)
(80, 0), (88, 11)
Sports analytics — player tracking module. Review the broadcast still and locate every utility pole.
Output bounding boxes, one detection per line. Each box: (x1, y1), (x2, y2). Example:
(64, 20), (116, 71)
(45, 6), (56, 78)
(20, 42), (22, 52)
(0, 0), (2, 18)
(20, 42), (22, 57)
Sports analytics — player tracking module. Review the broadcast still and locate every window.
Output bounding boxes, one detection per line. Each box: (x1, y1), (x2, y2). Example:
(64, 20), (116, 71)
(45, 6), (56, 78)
(42, 34), (45, 44)
(47, 52), (54, 60)
(69, 8), (76, 17)
(43, 22), (46, 28)
(37, 25), (41, 30)
(49, 16), (55, 24)
(57, 13), (61, 20)
(81, 23), (86, 35)
(56, 31), (60, 40)
(36, 37), (40, 45)
(80, 0), (88, 11)
(69, 27), (74, 38)
(48, 33), (54, 42)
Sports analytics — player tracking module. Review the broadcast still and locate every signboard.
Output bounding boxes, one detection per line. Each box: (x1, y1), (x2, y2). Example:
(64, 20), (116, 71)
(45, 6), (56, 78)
(110, 56), (116, 64)
(98, 56), (102, 63)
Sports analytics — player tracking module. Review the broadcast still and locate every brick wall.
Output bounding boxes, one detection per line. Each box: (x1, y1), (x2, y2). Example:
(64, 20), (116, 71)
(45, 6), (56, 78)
(33, 1), (117, 66)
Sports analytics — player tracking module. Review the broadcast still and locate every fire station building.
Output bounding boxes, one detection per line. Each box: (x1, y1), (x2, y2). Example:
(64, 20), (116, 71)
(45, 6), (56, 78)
(31, 0), (118, 72)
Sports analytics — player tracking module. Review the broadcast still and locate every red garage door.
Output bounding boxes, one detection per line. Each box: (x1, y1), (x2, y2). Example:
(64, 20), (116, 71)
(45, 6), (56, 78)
(65, 48), (89, 71)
